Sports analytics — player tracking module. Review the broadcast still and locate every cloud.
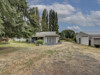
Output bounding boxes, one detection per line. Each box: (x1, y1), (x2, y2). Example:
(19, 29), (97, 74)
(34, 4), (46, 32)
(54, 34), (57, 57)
(97, 0), (100, 3)
(61, 12), (86, 26)
(62, 11), (100, 26)
(30, 3), (100, 27)
(67, 26), (81, 31)
(30, 3), (76, 17)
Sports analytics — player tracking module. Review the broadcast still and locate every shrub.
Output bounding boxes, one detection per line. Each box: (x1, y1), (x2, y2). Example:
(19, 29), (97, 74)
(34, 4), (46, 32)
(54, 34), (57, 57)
(36, 40), (44, 46)
(26, 38), (29, 43)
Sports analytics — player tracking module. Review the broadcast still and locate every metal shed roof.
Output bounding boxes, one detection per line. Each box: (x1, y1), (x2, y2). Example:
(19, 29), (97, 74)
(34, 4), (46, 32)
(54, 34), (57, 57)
(79, 31), (100, 38)
(32, 32), (59, 37)
(83, 31), (100, 35)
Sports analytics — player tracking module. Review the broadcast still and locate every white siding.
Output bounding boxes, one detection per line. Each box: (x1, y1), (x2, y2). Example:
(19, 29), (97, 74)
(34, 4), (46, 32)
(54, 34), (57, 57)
(76, 32), (89, 44)
(91, 38), (94, 46)
(56, 37), (59, 43)
(76, 32), (100, 47)
(45, 36), (59, 45)
(43, 37), (47, 44)
(81, 37), (89, 45)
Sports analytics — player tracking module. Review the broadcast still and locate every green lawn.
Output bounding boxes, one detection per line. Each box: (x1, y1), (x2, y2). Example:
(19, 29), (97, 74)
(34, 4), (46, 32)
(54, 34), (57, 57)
(0, 41), (35, 48)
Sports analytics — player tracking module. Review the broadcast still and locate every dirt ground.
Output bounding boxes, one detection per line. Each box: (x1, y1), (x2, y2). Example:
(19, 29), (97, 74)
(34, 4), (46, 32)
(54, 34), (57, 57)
(0, 42), (100, 75)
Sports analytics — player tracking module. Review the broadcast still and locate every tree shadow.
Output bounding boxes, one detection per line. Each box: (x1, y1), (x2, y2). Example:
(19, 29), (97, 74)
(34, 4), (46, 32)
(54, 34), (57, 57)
(0, 47), (21, 55)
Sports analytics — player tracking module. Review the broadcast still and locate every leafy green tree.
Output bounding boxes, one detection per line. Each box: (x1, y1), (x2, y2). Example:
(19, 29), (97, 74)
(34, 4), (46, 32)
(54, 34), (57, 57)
(0, 0), (30, 38)
(28, 7), (40, 31)
(60, 30), (76, 39)
(0, 0), (59, 38)
(41, 19), (47, 31)
(41, 9), (48, 31)
(0, 13), (4, 37)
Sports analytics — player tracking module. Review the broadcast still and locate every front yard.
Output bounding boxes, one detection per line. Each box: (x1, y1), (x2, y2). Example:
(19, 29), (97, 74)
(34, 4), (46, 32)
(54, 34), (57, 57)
(0, 42), (100, 75)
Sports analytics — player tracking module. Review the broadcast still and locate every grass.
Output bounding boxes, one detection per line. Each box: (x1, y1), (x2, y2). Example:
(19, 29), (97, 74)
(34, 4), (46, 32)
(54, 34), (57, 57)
(0, 47), (21, 55)
(0, 41), (35, 48)
(47, 50), (58, 55)
(0, 41), (36, 57)
(0, 43), (35, 56)
(0, 41), (100, 75)
(0, 41), (48, 74)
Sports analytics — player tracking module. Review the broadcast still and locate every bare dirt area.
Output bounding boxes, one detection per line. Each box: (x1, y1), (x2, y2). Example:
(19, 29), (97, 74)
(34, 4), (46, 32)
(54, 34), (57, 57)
(0, 42), (100, 75)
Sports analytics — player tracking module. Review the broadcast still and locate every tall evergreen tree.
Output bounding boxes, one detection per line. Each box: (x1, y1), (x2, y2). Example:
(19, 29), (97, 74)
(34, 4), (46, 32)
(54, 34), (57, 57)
(49, 9), (59, 33)
(52, 10), (56, 31)
(55, 12), (59, 33)
(36, 7), (39, 16)
(41, 9), (48, 31)
(49, 9), (53, 31)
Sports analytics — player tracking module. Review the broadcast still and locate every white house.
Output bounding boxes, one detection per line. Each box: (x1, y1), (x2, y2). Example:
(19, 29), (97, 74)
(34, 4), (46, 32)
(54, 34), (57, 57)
(76, 32), (100, 47)
(31, 32), (60, 45)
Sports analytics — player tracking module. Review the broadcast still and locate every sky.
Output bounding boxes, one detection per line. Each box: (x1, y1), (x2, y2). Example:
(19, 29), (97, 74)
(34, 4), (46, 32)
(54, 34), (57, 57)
(27, 0), (100, 32)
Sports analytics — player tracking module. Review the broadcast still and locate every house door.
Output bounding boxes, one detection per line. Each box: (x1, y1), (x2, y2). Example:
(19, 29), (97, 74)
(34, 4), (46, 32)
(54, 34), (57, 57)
(81, 37), (89, 45)
(47, 37), (56, 45)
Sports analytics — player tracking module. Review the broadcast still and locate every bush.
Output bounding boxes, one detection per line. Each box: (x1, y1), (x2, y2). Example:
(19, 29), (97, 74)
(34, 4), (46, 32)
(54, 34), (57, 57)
(36, 40), (44, 46)
(26, 38), (29, 43)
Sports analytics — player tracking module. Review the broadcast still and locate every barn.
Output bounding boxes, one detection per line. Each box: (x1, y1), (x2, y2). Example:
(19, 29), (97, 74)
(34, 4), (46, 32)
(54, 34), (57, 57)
(31, 32), (60, 45)
(76, 32), (100, 47)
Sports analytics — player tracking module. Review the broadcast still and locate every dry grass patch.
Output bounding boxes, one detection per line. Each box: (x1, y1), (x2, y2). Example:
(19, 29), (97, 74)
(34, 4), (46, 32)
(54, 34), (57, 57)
(0, 42), (100, 75)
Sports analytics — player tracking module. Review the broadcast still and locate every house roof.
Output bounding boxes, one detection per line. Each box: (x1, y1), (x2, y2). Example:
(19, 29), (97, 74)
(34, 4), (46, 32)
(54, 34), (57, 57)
(32, 32), (59, 37)
(79, 31), (100, 38)
(83, 31), (100, 35)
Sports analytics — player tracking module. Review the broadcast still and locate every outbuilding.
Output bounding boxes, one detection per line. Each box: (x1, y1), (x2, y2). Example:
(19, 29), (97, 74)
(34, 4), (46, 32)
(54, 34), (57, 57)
(31, 32), (60, 45)
(76, 32), (100, 47)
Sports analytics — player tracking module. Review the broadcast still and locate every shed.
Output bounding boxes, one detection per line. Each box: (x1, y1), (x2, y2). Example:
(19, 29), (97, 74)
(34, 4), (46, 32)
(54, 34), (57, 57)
(76, 32), (100, 47)
(31, 32), (60, 45)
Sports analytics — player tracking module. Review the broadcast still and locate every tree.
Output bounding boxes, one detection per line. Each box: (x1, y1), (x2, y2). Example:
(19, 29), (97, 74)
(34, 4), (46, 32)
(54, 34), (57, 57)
(60, 30), (76, 39)
(36, 7), (39, 16)
(49, 9), (53, 31)
(0, 0), (30, 38)
(28, 7), (40, 31)
(49, 9), (59, 33)
(0, 13), (4, 37)
(55, 13), (59, 33)
(41, 9), (48, 31)
(41, 19), (47, 31)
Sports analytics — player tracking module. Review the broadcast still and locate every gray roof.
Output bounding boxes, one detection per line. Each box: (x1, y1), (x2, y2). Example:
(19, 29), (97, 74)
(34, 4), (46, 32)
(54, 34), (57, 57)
(83, 31), (100, 35)
(80, 31), (100, 37)
(32, 32), (59, 37)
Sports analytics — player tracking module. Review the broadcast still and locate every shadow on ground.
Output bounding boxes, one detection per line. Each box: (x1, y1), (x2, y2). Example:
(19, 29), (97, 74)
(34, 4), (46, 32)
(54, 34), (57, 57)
(0, 47), (23, 54)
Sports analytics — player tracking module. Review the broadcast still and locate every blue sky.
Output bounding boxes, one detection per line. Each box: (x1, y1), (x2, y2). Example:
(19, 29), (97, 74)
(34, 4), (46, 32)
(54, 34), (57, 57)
(27, 0), (100, 32)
